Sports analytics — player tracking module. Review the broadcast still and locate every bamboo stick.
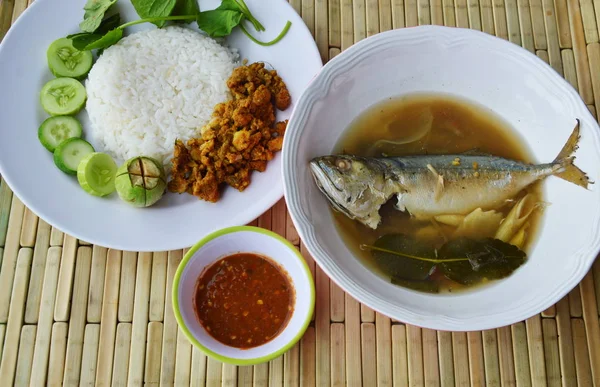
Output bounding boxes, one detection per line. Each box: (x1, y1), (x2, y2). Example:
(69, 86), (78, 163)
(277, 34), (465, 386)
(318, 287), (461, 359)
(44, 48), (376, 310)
(587, 43), (600, 113)
(62, 246), (92, 386)
(47, 323), (68, 387)
(268, 355), (283, 387)
(238, 365), (253, 387)
(455, 0), (469, 28)
(480, 0), (495, 33)
(315, 264), (330, 386)
(492, 0), (509, 39)
(540, 0), (563, 74)
(80, 324), (100, 387)
(10, 0), (27, 21)
(174, 328), (192, 386)
(353, 0), (367, 41)
(380, 0), (395, 29)
(111, 323), (132, 387)
(529, 0), (547, 49)
(367, 0), (380, 38)
(542, 306), (556, 318)
(0, 177), (13, 247)
(593, 259), (600, 316)
(542, 318), (561, 387)
(190, 346), (207, 387)
(331, 324), (345, 386)
(505, 0), (521, 44)
(376, 313), (392, 386)
(561, 49), (578, 93)
(0, 322), (4, 365)
(329, 0), (341, 49)
(127, 252), (152, 386)
(392, 0), (406, 28)
(467, 0), (483, 30)
(290, 0), (302, 14)
(569, 285), (583, 317)
(95, 249), (122, 387)
(452, 332), (471, 387)
(579, 0), (598, 43)
(161, 250), (183, 386)
(222, 362), (237, 387)
(497, 326), (516, 386)
(0, 0), (16, 41)
(438, 331), (455, 387)
(422, 328), (440, 386)
(571, 318), (592, 386)
(253, 361), (268, 387)
(467, 331), (485, 387)
(149, 251), (167, 322)
(406, 0), (418, 26)
(0, 248), (31, 385)
(361, 304), (375, 323)
(511, 322), (532, 387)
(87, 245), (108, 323)
(566, 0), (594, 104)
(391, 325), (408, 387)
(579, 271), (600, 385)
(340, 0), (353, 50)
(285, 210), (300, 246)
(24, 218), (50, 323)
(482, 329), (501, 387)
(316, 0), (328, 61)
(361, 323), (377, 386)
(19, 207), (38, 247)
(14, 325), (36, 386)
(556, 296), (577, 386)
(407, 325), (424, 386)
(29, 246), (61, 386)
(0, 195), (25, 322)
(300, 326), (316, 387)
(443, 0), (457, 27)
(144, 322), (163, 385)
(284, 343), (300, 387)
(49, 228), (64, 247)
(330, 280), (345, 322)
(525, 315), (548, 387)
(517, 0), (535, 51)
(302, 0), (316, 36)
(417, 0), (431, 25)
(345, 295), (362, 386)
(118, 251), (137, 323)
(588, 104), (597, 119)
(272, 199), (286, 237)
(53, 234), (78, 322)
(554, 0), (571, 47)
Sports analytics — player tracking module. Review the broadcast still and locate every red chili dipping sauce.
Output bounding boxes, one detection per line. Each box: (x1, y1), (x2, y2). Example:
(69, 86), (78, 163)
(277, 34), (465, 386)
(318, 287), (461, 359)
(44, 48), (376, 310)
(193, 253), (295, 349)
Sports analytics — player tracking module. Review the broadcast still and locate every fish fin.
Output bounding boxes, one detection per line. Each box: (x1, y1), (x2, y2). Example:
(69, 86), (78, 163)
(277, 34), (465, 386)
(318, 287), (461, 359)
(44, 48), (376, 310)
(552, 119), (592, 189)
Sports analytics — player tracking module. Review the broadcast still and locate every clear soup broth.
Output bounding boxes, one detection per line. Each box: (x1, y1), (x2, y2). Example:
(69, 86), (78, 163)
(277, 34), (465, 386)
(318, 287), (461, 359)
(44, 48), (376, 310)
(332, 93), (543, 293)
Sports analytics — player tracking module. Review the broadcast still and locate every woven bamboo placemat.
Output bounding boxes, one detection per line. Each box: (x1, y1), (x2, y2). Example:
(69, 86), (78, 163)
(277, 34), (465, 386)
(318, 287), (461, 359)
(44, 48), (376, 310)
(1, 0), (600, 385)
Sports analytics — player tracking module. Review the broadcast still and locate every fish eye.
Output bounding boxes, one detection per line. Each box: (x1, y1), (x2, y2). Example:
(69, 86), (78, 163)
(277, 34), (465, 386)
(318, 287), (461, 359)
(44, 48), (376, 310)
(336, 158), (351, 172)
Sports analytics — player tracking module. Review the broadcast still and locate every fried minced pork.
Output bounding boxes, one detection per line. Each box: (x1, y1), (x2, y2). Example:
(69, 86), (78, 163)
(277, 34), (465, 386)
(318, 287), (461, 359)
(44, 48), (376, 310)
(168, 62), (291, 202)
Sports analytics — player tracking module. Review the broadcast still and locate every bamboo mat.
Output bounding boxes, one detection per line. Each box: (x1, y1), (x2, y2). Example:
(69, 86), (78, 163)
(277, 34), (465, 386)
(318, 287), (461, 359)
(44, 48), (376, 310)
(1, 0), (600, 386)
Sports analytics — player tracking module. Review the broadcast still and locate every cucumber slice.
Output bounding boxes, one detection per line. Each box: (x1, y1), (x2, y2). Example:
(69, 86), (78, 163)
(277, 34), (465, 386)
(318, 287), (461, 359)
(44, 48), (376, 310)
(38, 116), (83, 152)
(77, 153), (117, 197)
(53, 138), (94, 175)
(47, 38), (93, 79)
(40, 77), (87, 116)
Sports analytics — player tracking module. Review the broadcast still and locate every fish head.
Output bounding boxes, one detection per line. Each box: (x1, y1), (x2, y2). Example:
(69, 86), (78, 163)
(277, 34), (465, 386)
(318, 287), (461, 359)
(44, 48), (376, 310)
(309, 155), (392, 229)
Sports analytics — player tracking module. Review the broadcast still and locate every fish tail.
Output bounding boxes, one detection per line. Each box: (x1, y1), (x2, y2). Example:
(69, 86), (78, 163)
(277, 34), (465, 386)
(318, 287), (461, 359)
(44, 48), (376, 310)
(551, 119), (591, 189)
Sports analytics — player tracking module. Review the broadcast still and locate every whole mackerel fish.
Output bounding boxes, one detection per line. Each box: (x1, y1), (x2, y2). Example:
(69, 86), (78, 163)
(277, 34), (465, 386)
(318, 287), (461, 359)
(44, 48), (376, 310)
(310, 121), (590, 229)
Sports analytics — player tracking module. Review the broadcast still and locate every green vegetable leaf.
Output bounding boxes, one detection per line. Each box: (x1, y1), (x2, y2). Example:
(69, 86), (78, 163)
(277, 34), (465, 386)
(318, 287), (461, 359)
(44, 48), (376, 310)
(369, 234), (437, 281)
(69, 28), (123, 51)
(79, 0), (118, 33)
(438, 238), (527, 285)
(172, 0), (199, 18)
(96, 13), (121, 33)
(131, 0), (177, 27)
(196, 10), (244, 37)
(363, 234), (527, 289)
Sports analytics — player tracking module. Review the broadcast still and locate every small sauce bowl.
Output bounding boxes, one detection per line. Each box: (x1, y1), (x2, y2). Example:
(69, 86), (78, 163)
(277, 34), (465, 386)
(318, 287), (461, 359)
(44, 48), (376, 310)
(172, 226), (315, 365)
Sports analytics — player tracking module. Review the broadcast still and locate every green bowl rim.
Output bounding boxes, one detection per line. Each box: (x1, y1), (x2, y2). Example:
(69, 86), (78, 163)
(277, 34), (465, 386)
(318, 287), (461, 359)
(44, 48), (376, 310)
(172, 225), (316, 365)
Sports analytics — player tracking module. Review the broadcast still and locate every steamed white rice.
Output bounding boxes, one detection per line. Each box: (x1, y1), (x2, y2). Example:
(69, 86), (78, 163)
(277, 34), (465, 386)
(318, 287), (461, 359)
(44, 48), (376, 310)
(85, 26), (239, 164)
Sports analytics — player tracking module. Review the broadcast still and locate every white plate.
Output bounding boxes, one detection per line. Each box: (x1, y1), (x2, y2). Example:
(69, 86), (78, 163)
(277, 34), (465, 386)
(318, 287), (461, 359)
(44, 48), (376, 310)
(283, 26), (600, 331)
(0, 0), (322, 251)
